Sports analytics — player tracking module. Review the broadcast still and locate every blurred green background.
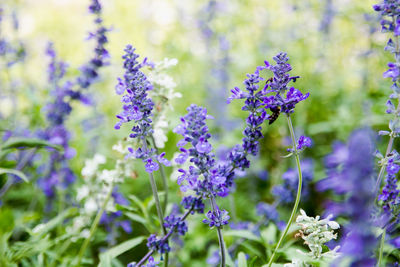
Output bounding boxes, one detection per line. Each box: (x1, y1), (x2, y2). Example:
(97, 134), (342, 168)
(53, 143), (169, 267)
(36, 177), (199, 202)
(0, 0), (396, 265)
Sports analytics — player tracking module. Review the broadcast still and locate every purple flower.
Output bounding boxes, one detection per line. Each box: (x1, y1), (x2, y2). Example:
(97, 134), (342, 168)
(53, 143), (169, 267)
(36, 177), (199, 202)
(227, 87), (248, 103)
(196, 137), (213, 154)
(272, 159), (314, 203)
(379, 156), (400, 217)
(296, 135), (312, 150)
(76, 0), (109, 89)
(145, 158), (159, 173)
(114, 45), (169, 173)
(317, 129), (377, 265)
(181, 196), (205, 214)
(175, 148), (189, 164)
(174, 105), (222, 197)
(114, 45), (154, 136)
(157, 152), (171, 167)
(163, 215), (188, 236)
(147, 234), (170, 254)
(256, 202), (280, 224)
(202, 206), (230, 228)
(145, 257), (160, 267)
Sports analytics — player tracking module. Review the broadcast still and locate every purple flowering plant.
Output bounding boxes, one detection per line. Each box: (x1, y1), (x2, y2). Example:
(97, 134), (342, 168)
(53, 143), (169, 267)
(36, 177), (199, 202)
(2, 0), (400, 267)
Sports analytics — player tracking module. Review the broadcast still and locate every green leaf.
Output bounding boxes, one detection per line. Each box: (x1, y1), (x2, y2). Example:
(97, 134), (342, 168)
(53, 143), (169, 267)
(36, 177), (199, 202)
(125, 212), (148, 227)
(101, 236), (145, 259)
(0, 168), (29, 182)
(224, 230), (261, 242)
(31, 208), (77, 236)
(260, 223), (277, 247)
(128, 195), (147, 216)
(238, 252), (247, 267)
(1, 137), (62, 151)
(249, 256), (258, 267)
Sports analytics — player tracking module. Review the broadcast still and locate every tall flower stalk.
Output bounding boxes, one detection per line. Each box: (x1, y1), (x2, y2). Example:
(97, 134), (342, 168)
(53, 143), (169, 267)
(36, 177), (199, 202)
(373, 1), (400, 264)
(36, 0), (109, 200)
(147, 57), (181, 214)
(227, 52), (310, 266)
(267, 115), (304, 267)
(114, 45), (171, 266)
(317, 129), (377, 266)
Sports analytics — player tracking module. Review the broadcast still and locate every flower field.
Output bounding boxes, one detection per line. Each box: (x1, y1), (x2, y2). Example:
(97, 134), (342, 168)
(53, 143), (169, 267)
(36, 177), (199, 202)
(0, 0), (399, 266)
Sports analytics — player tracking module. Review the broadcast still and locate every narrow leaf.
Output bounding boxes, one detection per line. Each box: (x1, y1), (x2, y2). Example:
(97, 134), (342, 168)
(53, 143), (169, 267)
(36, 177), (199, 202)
(238, 252), (247, 267)
(1, 137), (62, 151)
(0, 168), (29, 182)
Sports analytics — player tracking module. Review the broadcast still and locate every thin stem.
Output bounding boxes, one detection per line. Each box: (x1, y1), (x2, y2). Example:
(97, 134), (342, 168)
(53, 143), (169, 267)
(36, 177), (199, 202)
(142, 138), (168, 267)
(76, 182), (114, 266)
(375, 114), (397, 192)
(150, 134), (168, 214)
(136, 207), (194, 267)
(377, 229), (386, 267)
(268, 115), (303, 267)
(209, 196), (226, 267)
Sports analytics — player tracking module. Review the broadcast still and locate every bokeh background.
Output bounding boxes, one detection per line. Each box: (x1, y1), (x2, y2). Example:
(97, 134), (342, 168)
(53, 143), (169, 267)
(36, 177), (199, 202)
(0, 0), (396, 266)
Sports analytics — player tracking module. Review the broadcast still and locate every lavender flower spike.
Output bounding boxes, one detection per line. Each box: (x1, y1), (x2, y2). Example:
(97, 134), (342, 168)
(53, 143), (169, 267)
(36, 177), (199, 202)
(114, 45), (170, 173)
(317, 129), (377, 266)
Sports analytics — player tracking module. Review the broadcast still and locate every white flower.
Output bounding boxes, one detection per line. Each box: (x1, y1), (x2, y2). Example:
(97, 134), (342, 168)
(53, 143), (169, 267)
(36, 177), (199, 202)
(328, 220), (340, 230)
(295, 209), (340, 259)
(81, 154), (106, 177)
(112, 141), (126, 154)
(84, 198), (99, 214)
(76, 185), (90, 201)
(153, 115), (169, 148)
(99, 169), (119, 184)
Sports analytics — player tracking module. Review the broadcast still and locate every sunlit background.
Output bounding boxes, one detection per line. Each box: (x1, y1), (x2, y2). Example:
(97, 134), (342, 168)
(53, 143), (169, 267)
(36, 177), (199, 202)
(0, 0), (395, 265)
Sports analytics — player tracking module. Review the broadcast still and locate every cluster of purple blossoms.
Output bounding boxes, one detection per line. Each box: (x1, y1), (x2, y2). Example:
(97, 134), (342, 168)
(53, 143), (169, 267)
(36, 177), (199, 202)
(227, 52), (309, 163)
(147, 234), (170, 254)
(373, 1), (400, 112)
(317, 129), (377, 266)
(0, 7), (25, 67)
(173, 104), (230, 229)
(35, 0), (109, 198)
(287, 135), (312, 153)
(181, 196), (205, 214)
(114, 45), (170, 173)
(319, 0), (335, 35)
(163, 214), (188, 236)
(37, 43), (77, 197)
(376, 151), (400, 232)
(128, 257), (159, 267)
(197, 1), (237, 133)
(373, 1), (400, 34)
(174, 104), (226, 197)
(256, 202), (281, 225)
(76, 0), (109, 90)
(262, 53), (309, 114)
(202, 206), (230, 228)
(373, 1), (400, 251)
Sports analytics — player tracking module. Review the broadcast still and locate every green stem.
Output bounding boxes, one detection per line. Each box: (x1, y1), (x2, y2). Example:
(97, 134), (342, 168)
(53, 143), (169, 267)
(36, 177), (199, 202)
(150, 134), (169, 214)
(267, 114), (303, 267)
(210, 196), (226, 267)
(377, 229), (386, 267)
(142, 138), (168, 267)
(76, 182), (114, 266)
